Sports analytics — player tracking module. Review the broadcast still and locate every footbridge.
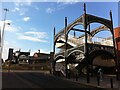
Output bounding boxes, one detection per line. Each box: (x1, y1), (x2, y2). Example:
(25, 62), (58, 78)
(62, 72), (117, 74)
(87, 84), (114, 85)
(51, 3), (120, 81)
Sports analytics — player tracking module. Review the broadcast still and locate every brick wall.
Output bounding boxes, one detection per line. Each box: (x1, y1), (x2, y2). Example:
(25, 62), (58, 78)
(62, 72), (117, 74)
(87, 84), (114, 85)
(114, 27), (120, 60)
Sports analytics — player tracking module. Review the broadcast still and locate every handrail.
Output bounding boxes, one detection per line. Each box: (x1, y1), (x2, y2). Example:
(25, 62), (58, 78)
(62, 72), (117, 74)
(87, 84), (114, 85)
(58, 35), (113, 47)
(55, 63), (66, 76)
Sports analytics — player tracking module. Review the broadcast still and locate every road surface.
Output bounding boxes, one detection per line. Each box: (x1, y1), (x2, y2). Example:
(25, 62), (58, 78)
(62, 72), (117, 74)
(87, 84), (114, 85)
(2, 70), (106, 89)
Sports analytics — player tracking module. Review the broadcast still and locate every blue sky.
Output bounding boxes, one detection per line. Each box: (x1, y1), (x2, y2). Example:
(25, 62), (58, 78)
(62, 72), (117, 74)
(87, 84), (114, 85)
(1, 1), (119, 60)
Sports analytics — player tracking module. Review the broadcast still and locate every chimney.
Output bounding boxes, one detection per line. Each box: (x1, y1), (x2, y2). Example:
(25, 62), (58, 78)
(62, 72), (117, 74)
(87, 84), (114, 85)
(38, 50), (40, 53)
(19, 49), (21, 52)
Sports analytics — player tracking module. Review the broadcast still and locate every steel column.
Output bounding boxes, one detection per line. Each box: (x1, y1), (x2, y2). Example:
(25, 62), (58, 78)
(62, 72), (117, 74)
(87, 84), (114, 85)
(65, 17), (68, 78)
(84, 3), (90, 83)
(53, 27), (56, 75)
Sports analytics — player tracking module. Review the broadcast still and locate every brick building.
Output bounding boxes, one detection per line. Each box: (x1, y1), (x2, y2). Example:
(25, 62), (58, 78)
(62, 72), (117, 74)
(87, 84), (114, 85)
(114, 27), (120, 60)
(29, 50), (50, 64)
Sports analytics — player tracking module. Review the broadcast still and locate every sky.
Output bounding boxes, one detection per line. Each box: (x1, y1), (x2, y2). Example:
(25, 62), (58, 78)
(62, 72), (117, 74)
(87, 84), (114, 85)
(1, 0), (119, 61)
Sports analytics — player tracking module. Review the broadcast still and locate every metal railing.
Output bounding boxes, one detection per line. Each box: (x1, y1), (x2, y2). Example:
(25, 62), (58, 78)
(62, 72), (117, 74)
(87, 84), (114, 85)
(55, 63), (66, 76)
(58, 35), (113, 47)
(92, 36), (113, 46)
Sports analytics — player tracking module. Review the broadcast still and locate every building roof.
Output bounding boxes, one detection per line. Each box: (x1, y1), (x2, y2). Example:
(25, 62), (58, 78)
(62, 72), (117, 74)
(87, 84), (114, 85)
(31, 52), (50, 61)
(19, 52), (30, 56)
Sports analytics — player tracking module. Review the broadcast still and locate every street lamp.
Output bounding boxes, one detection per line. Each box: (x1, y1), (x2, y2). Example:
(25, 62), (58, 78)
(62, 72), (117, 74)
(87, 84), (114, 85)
(1, 8), (9, 61)
(0, 27), (2, 66)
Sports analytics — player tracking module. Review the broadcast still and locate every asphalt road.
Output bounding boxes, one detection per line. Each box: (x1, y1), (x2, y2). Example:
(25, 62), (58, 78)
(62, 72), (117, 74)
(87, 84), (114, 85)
(2, 70), (106, 89)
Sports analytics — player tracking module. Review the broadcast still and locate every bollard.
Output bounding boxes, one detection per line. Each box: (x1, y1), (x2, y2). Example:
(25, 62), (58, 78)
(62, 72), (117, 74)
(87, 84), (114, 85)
(97, 75), (100, 86)
(49, 69), (51, 74)
(110, 78), (113, 88)
(68, 71), (70, 79)
(76, 74), (78, 81)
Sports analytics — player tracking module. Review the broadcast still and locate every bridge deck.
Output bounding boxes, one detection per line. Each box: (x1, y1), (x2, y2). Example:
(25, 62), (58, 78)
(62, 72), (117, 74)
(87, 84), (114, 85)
(55, 43), (114, 58)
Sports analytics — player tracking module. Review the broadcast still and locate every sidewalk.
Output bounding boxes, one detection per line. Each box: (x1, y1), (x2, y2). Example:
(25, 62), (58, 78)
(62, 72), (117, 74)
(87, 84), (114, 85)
(62, 75), (120, 89)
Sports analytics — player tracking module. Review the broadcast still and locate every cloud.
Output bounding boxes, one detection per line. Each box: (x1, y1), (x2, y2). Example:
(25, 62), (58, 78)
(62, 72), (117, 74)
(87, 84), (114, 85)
(23, 17), (30, 22)
(19, 35), (47, 42)
(0, 20), (22, 32)
(5, 25), (22, 32)
(56, 0), (79, 11)
(0, 20), (12, 25)
(29, 28), (37, 31)
(20, 8), (29, 16)
(2, 41), (19, 61)
(25, 31), (48, 39)
(14, 0), (32, 7)
(11, 7), (28, 16)
(34, 6), (39, 10)
(56, 0), (79, 10)
(45, 1), (79, 14)
(46, 8), (55, 14)
(17, 31), (49, 43)
(12, 7), (20, 12)
(12, 0), (32, 16)
(57, 0), (79, 4)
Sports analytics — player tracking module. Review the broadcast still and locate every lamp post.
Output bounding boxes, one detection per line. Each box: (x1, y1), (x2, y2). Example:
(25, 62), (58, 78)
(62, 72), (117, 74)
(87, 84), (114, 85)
(84, 3), (90, 83)
(0, 27), (2, 67)
(0, 27), (1, 47)
(1, 8), (9, 61)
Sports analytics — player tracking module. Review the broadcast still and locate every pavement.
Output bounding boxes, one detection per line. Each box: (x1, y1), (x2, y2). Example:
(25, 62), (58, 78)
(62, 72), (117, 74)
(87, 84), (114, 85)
(59, 74), (120, 90)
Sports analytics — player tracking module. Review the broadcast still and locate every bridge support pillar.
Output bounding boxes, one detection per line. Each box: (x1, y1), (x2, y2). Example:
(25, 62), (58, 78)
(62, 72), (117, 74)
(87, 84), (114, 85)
(50, 52), (55, 75)
(87, 64), (90, 83)
(65, 57), (68, 78)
